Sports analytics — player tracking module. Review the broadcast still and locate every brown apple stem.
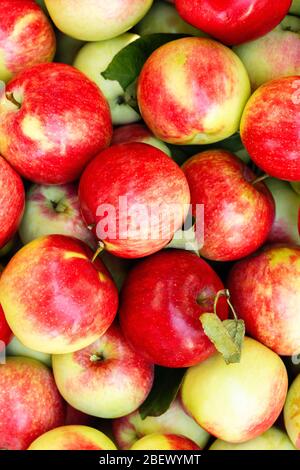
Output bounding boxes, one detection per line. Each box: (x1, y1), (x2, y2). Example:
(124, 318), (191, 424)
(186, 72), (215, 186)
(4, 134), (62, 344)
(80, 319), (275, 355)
(213, 288), (238, 321)
(251, 174), (269, 185)
(92, 241), (105, 263)
(5, 92), (21, 109)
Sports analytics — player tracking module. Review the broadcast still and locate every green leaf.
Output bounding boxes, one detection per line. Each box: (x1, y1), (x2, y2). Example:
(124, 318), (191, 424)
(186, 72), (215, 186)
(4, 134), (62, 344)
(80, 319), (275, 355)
(139, 366), (186, 420)
(200, 314), (245, 364)
(101, 33), (187, 91)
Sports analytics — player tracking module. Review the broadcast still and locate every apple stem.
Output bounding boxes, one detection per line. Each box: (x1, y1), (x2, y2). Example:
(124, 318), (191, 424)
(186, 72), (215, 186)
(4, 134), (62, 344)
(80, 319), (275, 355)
(251, 174), (269, 185)
(5, 92), (21, 109)
(92, 241), (105, 263)
(90, 353), (104, 362)
(213, 289), (238, 321)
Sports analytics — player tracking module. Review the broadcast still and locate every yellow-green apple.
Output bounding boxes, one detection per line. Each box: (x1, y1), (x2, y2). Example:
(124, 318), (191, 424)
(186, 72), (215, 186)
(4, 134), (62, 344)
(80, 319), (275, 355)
(233, 16), (300, 91)
(284, 374), (300, 449)
(240, 76), (300, 181)
(45, 0), (153, 41)
(113, 398), (210, 450)
(0, 63), (112, 184)
(0, 156), (24, 249)
(19, 183), (96, 248)
(130, 433), (200, 450)
(0, 0), (56, 82)
(55, 31), (84, 65)
(266, 178), (300, 245)
(52, 323), (154, 419)
(137, 37), (250, 145)
(0, 235), (118, 354)
(112, 124), (171, 156)
(175, 0), (292, 45)
(291, 0), (300, 14)
(79, 143), (190, 259)
(228, 245), (300, 356)
(182, 149), (275, 261)
(0, 238), (15, 257)
(181, 337), (288, 443)
(119, 250), (228, 368)
(0, 356), (65, 450)
(73, 33), (140, 125)
(28, 425), (117, 450)
(291, 182), (300, 195)
(136, 1), (205, 36)
(7, 336), (51, 367)
(209, 428), (295, 450)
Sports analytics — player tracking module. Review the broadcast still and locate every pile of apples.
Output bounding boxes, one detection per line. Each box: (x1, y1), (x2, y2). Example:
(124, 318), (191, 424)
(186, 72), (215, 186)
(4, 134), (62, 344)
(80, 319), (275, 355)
(0, 0), (300, 452)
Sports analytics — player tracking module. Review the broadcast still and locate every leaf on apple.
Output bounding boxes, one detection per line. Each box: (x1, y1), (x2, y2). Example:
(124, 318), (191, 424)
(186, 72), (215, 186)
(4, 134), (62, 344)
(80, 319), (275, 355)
(139, 366), (186, 420)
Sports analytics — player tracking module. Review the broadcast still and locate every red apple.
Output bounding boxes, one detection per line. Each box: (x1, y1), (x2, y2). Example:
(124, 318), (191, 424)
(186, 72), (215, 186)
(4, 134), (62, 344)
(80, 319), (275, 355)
(79, 143), (190, 259)
(0, 63), (112, 184)
(182, 150), (275, 261)
(175, 0), (292, 45)
(0, 356), (65, 450)
(0, 235), (119, 354)
(241, 76), (300, 181)
(52, 323), (154, 418)
(130, 433), (200, 450)
(112, 124), (171, 156)
(137, 37), (250, 145)
(0, 155), (25, 249)
(0, 0), (56, 82)
(228, 245), (300, 356)
(119, 249), (228, 368)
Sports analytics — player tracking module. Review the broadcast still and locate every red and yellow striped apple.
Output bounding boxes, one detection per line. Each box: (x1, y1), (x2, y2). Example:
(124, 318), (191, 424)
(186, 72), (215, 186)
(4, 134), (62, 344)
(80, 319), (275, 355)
(0, 235), (119, 354)
(284, 374), (300, 449)
(130, 433), (200, 450)
(137, 37), (250, 145)
(210, 428), (295, 450)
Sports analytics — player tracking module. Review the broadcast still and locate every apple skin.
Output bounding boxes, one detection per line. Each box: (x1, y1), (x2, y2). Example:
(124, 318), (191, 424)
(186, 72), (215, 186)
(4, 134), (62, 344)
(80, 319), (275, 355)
(0, 156), (25, 249)
(290, 0), (300, 14)
(181, 337), (288, 443)
(182, 150), (275, 261)
(233, 16), (300, 91)
(266, 178), (300, 245)
(19, 183), (96, 248)
(210, 427), (295, 450)
(137, 37), (250, 145)
(45, 0), (153, 41)
(27, 425), (117, 450)
(240, 76), (300, 182)
(175, 0), (292, 46)
(6, 336), (51, 367)
(0, 356), (65, 450)
(291, 182), (300, 195)
(0, 235), (119, 354)
(113, 398), (210, 450)
(0, 307), (12, 345)
(79, 143), (190, 259)
(74, 34), (140, 126)
(0, 0), (56, 82)
(119, 249), (228, 368)
(130, 433), (200, 450)
(284, 374), (300, 449)
(228, 245), (300, 356)
(112, 124), (171, 156)
(0, 63), (112, 185)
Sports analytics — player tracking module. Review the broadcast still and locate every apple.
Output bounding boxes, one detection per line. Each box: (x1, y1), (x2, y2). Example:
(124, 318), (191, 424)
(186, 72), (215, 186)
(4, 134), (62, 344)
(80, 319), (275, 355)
(233, 16), (300, 91)
(266, 178), (300, 245)
(0, 63), (112, 185)
(113, 398), (210, 450)
(0, 0), (56, 82)
(291, 182), (300, 195)
(0, 238), (16, 257)
(175, 0), (292, 46)
(181, 337), (288, 443)
(290, 0), (300, 14)
(182, 149), (275, 261)
(73, 33), (140, 125)
(241, 76), (300, 181)
(136, 1), (205, 36)
(0, 356), (65, 450)
(52, 323), (154, 419)
(55, 31), (84, 65)
(19, 183), (96, 248)
(79, 142), (190, 259)
(0, 156), (25, 249)
(100, 252), (131, 293)
(0, 235), (119, 354)
(27, 425), (117, 450)
(210, 427), (295, 450)
(6, 336), (51, 367)
(130, 433), (200, 450)
(119, 249), (228, 368)
(45, 0), (153, 41)
(65, 405), (96, 427)
(0, 307), (12, 345)
(137, 37), (250, 145)
(228, 245), (300, 356)
(284, 374), (300, 449)
(112, 124), (171, 156)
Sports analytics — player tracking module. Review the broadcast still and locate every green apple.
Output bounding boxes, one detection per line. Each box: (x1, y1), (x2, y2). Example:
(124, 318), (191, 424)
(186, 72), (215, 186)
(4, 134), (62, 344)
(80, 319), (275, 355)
(291, 182), (300, 195)
(0, 238), (15, 257)
(210, 428), (295, 450)
(7, 336), (52, 367)
(233, 15), (300, 90)
(284, 374), (300, 449)
(290, 0), (300, 15)
(74, 34), (140, 125)
(55, 31), (85, 65)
